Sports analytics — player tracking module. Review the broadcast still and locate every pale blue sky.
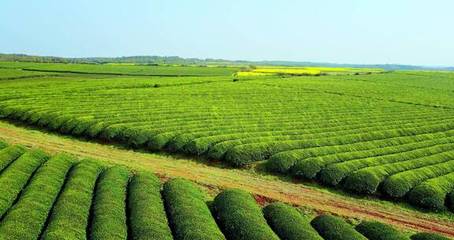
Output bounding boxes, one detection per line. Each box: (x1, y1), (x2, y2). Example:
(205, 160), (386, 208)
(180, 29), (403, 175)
(1, 0), (453, 66)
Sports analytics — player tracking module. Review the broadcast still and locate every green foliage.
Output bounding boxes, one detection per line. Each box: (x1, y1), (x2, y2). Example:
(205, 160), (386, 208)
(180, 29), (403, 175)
(163, 178), (225, 240)
(310, 214), (367, 240)
(90, 166), (131, 240)
(128, 171), (173, 240)
(343, 150), (454, 194)
(213, 189), (279, 240)
(263, 202), (322, 240)
(0, 149), (48, 217)
(0, 140), (7, 149)
(407, 172), (454, 211)
(0, 154), (74, 240)
(355, 221), (409, 240)
(318, 140), (454, 186)
(410, 232), (451, 240)
(0, 145), (26, 172)
(2, 62), (454, 211)
(382, 160), (454, 198)
(41, 160), (104, 239)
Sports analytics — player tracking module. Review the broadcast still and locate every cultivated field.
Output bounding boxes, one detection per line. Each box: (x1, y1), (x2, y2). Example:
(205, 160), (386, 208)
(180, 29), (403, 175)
(1, 62), (454, 214)
(0, 140), (450, 240)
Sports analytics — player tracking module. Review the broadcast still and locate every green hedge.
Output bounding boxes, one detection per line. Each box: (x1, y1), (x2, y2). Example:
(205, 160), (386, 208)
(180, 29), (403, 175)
(128, 171), (173, 240)
(355, 221), (409, 240)
(0, 149), (48, 217)
(41, 160), (104, 239)
(317, 142), (454, 186)
(213, 188), (279, 240)
(266, 151), (300, 174)
(0, 145), (26, 172)
(0, 154), (75, 240)
(163, 178), (225, 240)
(342, 151), (454, 194)
(410, 232), (451, 240)
(311, 214), (367, 240)
(407, 172), (454, 211)
(90, 166), (131, 240)
(382, 160), (454, 198)
(263, 202), (322, 240)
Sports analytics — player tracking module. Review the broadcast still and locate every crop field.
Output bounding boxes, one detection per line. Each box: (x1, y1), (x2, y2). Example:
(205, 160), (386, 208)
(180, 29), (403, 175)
(235, 66), (383, 77)
(1, 62), (454, 213)
(0, 62), (239, 77)
(0, 141), (450, 240)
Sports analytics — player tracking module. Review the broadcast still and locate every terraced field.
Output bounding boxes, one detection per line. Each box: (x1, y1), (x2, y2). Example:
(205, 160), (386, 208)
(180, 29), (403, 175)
(0, 62), (454, 212)
(0, 141), (450, 240)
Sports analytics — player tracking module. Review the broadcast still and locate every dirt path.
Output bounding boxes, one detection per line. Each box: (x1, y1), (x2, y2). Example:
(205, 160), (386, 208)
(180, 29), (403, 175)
(0, 120), (453, 237)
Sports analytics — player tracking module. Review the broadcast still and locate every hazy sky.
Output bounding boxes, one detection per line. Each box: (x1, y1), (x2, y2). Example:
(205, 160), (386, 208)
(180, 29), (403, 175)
(1, 0), (453, 66)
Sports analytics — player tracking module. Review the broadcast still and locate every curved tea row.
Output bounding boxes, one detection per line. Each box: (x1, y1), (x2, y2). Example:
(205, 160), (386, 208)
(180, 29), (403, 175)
(0, 142), (450, 240)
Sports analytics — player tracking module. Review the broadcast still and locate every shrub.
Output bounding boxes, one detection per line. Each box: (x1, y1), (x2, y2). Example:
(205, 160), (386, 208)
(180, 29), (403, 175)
(26, 110), (45, 125)
(99, 125), (127, 142)
(266, 151), (301, 174)
(163, 178), (225, 240)
(70, 117), (96, 136)
(224, 143), (279, 167)
(0, 145), (26, 172)
(36, 111), (54, 128)
(0, 149), (49, 217)
(147, 131), (174, 151)
(90, 166), (131, 240)
(0, 154), (75, 240)
(382, 160), (454, 198)
(41, 160), (104, 239)
(128, 171), (173, 240)
(407, 172), (454, 211)
(342, 171), (383, 194)
(59, 118), (80, 134)
(311, 214), (367, 240)
(343, 151), (454, 195)
(121, 127), (151, 148)
(263, 202), (322, 240)
(166, 133), (197, 152)
(85, 121), (108, 138)
(410, 232), (451, 240)
(318, 142), (454, 186)
(290, 158), (326, 179)
(47, 115), (72, 131)
(355, 221), (409, 240)
(213, 189), (279, 240)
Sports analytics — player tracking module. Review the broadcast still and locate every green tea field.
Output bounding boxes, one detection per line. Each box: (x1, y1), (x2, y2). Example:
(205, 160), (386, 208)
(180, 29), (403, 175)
(0, 62), (453, 239)
(1, 63), (454, 212)
(0, 140), (450, 240)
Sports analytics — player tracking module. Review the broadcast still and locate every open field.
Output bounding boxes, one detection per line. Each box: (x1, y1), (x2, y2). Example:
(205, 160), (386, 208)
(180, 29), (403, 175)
(235, 66), (383, 77)
(0, 138), (452, 239)
(1, 62), (454, 212)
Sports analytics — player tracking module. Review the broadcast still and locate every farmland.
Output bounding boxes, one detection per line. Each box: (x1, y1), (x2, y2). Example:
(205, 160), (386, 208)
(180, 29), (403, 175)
(0, 61), (454, 238)
(0, 140), (451, 240)
(1, 62), (454, 212)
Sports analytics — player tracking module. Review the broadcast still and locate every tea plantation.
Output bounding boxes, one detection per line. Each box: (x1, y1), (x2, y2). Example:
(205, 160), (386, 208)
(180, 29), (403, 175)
(1, 62), (454, 212)
(0, 141), (450, 240)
